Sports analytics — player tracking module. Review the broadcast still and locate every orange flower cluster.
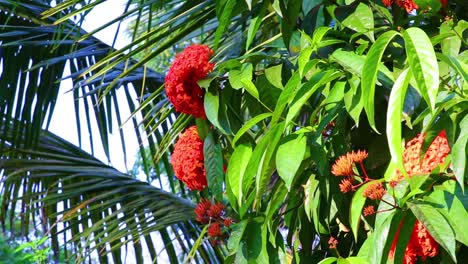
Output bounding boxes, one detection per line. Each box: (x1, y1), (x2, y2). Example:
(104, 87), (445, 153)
(362, 181), (386, 200)
(194, 199), (233, 246)
(363, 205), (375, 216)
(171, 126), (207, 191)
(396, 130), (450, 180)
(332, 150), (369, 193)
(387, 131), (449, 263)
(328, 237), (338, 249)
(164, 44), (214, 118)
(389, 221), (439, 264)
(331, 150), (368, 177)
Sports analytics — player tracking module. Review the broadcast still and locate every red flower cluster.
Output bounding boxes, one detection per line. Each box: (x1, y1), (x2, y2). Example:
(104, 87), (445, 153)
(396, 130), (450, 181)
(388, 131), (449, 263)
(164, 44), (214, 118)
(383, 0), (448, 13)
(194, 199), (234, 246)
(389, 221), (439, 263)
(171, 126), (207, 191)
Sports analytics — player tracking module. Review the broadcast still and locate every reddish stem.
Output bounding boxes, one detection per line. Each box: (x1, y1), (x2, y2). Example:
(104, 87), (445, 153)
(359, 161), (369, 180)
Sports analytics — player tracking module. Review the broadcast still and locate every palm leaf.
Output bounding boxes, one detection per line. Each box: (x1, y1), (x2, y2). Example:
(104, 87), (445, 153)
(0, 119), (223, 263)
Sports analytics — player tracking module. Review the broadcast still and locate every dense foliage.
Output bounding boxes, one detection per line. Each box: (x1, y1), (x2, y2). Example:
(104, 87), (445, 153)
(0, 0), (467, 263)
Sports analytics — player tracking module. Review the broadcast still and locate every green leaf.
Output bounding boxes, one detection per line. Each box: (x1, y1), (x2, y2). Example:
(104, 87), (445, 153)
(302, 0), (322, 15)
(204, 91), (231, 135)
(246, 0), (268, 50)
(245, 218), (269, 263)
(280, 0), (302, 48)
(369, 195), (399, 264)
(286, 70), (342, 125)
(265, 64), (283, 89)
(229, 63), (253, 89)
(214, 0), (236, 49)
(204, 132), (224, 201)
(276, 134), (307, 190)
(386, 69), (412, 180)
(227, 144), (253, 206)
(318, 257), (338, 264)
(304, 175), (319, 221)
(255, 122), (286, 206)
(227, 220), (248, 253)
(362, 30), (399, 131)
(272, 72), (301, 126)
(440, 20), (462, 57)
(408, 201), (457, 262)
(232, 113), (272, 146)
(414, 0), (441, 12)
(452, 114), (468, 192)
(341, 3), (374, 42)
(241, 79), (260, 100)
(392, 213), (417, 264)
(346, 257), (368, 264)
(403, 28), (439, 111)
(350, 181), (376, 241)
(428, 183), (468, 246)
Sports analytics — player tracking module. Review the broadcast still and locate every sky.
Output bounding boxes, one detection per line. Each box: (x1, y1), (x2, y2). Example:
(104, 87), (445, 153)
(49, 0), (137, 172)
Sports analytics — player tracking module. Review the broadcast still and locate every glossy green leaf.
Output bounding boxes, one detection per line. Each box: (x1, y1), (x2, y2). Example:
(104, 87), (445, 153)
(214, 0), (236, 49)
(369, 195), (399, 264)
(350, 181), (375, 241)
(346, 257), (368, 264)
(204, 132), (224, 201)
(362, 30), (399, 131)
(318, 257), (338, 264)
(408, 201), (457, 262)
(265, 64), (283, 89)
(255, 122), (286, 206)
(229, 63), (253, 89)
(227, 144), (253, 206)
(428, 183), (468, 246)
(286, 70), (342, 125)
(440, 21), (461, 57)
(246, 0), (267, 49)
(241, 79), (260, 100)
(386, 68), (411, 180)
(232, 113), (272, 146)
(392, 213), (417, 264)
(276, 134), (307, 190)
(452, 114), (468, 192)
(403, 28), (439, 111)
(245, 218), (269, 263)
(342, 3), (374, 41)
(227, 220), (248, 253)
(272, 72), (302, 126)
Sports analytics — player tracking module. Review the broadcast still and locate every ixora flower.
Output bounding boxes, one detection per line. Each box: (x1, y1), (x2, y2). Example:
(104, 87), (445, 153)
(194, 199), (233, 246)
(382, 0), (448, 13)
(362, 181), (386, 200)
(388, 130), (450, 263)
(389, 220), (439, 264)
(164, 44), (214, 118)
(331, 150), (368, 177)
(171, 126), (207, 191)
(396, 130), (450, 180)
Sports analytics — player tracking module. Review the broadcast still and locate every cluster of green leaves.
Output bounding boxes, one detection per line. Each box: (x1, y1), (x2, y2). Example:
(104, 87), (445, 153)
(195, 1), (468, 263)
(1, 0), (467, 263)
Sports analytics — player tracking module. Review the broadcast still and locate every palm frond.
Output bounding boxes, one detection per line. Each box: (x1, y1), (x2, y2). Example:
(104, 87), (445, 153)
(0, 119), (222, 263)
